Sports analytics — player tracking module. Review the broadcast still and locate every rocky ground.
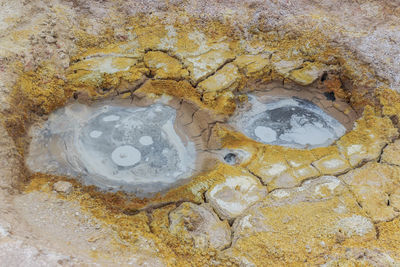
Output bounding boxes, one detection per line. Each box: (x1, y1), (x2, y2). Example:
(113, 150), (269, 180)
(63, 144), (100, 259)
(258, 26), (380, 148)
(1, 0), (400, 266)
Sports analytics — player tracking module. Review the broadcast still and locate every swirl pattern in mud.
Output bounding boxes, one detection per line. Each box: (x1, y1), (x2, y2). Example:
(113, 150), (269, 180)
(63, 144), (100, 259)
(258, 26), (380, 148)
(27, 101), (197, 196)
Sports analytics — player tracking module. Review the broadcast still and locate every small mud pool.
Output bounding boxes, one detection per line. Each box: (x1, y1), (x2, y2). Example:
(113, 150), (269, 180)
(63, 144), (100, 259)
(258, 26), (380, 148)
(231, 95), (346, 148)
(26, 101), (197, 196)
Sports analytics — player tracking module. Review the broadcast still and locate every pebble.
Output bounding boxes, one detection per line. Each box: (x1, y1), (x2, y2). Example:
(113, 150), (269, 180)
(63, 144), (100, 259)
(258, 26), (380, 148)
(45, 35), (57, 44)
(53, 181), (73, 194)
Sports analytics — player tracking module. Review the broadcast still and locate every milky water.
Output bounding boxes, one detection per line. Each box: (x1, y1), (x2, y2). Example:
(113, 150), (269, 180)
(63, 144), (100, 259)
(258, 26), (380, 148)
(26, 102), (196, 196)
(232, 95), (346, 148)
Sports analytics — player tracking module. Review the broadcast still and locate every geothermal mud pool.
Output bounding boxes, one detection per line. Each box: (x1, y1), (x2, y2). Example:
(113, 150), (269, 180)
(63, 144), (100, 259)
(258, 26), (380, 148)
(1, 1), (400, 266)
(27, 94), (347, 196)
(27, 101), (197, 196)
(231, 95), (346, 148)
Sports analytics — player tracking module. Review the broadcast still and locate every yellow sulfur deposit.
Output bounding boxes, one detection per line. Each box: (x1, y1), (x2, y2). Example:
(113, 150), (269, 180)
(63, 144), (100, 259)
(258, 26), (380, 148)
(3, 14), (400, 266)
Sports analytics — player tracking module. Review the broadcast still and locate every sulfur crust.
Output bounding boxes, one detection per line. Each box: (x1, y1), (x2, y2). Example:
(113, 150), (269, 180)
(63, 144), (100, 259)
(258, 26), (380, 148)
(5, 15), (400, 266)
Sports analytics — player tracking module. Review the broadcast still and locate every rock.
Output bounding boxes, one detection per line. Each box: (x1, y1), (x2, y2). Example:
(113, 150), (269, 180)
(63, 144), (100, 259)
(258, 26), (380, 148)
(268, 164), (320, 190)
(229, 176), (376, 265)
(67, 42), (147, 93)
(375, 216), (400, 262)
(246, 146), (334, 191)
(75, 41), (143, 60)
(184, 49), (235, 83)
(254, 149), (320, 191)
(285, 149), (316, 168)
(169, 202), (231, 250)
(381, 140), (400, 166)
(144, 51), (188, 79)
(53, 181), (73, 194)
(173, 30), (231, 60)
(271, 58), (303, 77)
(337, 108), (398, 167)
(0, 124), (20, 188)
(257, 162), (290, 184)
(205, 174), (267, 221)
(67, 55), (148, 94)
(69, 56), (138, 74)
(0, 222), (10, 237)
(291, 165), (320, 180)
(44, 35), (57, 44)
(220, 250), (257, 267)
(0, 239), (73, 267)
(234, 54), (270, 76)
(312, 154), (351, 175)
(324, 248), (398, 266)
(288, 62), (326, 85)
(239, 39), (269, 55)
(340, 162), (400, 222)
(337, 143), (370, 167)
(197, 63), (240, 93)
(334, 215), (375, 238)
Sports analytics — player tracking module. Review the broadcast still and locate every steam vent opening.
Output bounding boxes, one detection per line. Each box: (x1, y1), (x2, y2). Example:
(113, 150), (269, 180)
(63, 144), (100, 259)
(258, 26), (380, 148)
(2, 2), (400, 266)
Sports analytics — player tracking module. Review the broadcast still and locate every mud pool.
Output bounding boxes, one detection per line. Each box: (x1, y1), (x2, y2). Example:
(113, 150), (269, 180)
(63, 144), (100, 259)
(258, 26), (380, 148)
(2, 5), (400, 265)
(25, 93), (348, 195)
(232, 95), (347, 148)
(26, 101), (196, 196)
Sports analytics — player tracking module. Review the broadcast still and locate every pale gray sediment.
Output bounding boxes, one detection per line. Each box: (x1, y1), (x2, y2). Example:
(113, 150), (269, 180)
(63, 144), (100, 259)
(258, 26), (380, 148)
(231, 94), (347, 149)
(26, 100), (197, 196)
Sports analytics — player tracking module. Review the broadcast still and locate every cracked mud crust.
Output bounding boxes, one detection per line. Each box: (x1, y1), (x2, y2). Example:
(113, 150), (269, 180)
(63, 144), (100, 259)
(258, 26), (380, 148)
(2, 3), (400, 266)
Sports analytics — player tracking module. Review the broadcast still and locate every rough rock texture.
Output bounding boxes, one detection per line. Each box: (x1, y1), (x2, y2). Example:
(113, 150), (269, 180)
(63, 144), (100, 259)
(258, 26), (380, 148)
(312, 154), (351, 175)
(227, 176), (376, 265)
(289, 62), (327, 86)
(185, 49), (235, 84)
(1, 0), (400, 90)
(205, 174), (267, 220)
(1, 0), (400, 266)
(144, 51), (188, 79)
(0, 124), (21, 188)
(234, 54), (270, 77)
(381, 139), (400, 166)
(0, 239), (74, 267)
(198, 63), (241, 93)
(340, 162), (400, 222)
(168, 202), (231, 250)
(336, 109), (398, 167)
(53, 181), (73, 194)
